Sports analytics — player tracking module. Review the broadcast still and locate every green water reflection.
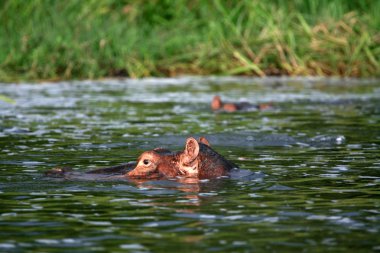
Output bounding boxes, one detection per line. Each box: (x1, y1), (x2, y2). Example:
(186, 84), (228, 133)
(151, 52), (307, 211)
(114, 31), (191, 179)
(0, 77), (379, 252)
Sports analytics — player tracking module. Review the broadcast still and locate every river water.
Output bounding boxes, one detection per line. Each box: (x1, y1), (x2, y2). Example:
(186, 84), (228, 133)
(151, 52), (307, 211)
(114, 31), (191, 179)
(0, 77), (379, 252)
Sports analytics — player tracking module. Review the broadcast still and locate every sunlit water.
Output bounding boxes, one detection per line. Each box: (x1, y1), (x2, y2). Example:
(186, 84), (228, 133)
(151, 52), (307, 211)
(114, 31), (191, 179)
(0, 77), (379, 252)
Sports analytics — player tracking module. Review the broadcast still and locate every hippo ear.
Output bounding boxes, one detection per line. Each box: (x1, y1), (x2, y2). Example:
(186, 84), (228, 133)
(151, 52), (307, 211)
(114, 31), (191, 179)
(199, 137), (210, 147)
(183, 137), (200, 163)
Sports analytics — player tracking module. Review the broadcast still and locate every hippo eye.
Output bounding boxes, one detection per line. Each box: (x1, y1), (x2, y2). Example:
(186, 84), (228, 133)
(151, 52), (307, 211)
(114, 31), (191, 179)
(143, 159), (150, 165)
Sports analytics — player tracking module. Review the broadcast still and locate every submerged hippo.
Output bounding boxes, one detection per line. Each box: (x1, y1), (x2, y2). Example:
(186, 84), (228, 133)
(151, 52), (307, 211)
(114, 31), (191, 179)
(128, 137), (237, 179)
(45, 137), (237, 180)
(211, 95), (272, 112)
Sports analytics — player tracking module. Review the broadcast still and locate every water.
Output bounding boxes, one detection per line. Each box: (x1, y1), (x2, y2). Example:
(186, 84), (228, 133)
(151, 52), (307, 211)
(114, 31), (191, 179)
(0, 77), (379, 252)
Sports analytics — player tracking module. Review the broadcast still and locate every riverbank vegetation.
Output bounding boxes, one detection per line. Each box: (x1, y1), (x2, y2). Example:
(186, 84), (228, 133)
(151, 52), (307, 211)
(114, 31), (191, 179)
(0, 0), (379, 82)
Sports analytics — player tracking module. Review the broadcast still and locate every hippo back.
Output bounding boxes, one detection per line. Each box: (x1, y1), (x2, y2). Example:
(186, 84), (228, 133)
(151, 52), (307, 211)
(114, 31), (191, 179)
(197, 143), (237, 178)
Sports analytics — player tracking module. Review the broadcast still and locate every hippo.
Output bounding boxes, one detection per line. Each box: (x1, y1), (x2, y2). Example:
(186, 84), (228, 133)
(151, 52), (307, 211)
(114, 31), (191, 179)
(45, 137), (237, 180)
(127, 137), (237, 179)
(211, 95), (272, 112)
(44, 162), (136, 179)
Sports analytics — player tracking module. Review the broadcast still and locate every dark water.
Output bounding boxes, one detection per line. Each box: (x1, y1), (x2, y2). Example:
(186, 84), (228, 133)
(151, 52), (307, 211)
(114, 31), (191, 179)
(0, 77), (379, 252)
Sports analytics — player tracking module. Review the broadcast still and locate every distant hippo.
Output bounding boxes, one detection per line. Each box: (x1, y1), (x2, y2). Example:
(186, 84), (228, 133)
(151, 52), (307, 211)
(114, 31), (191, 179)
(127, 137), (237, 179)
(45, 137), (237, 180)
(211, 95), (272, 112)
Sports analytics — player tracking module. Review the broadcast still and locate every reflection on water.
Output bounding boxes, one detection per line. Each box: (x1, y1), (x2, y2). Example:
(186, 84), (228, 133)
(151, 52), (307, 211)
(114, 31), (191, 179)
(0, 77), (379, 252)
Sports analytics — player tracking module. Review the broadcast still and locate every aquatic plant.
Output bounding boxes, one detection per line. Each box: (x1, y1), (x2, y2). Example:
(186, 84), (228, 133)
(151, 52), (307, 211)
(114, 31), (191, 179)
(0, 0), (379, 81)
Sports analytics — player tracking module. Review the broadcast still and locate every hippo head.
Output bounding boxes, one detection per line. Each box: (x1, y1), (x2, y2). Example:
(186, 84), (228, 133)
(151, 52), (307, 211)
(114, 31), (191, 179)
(211, 95), (239, 112)
(126, 147), (178, 179)
(127, 137), (235, 179)
(211, 96), (222, 110)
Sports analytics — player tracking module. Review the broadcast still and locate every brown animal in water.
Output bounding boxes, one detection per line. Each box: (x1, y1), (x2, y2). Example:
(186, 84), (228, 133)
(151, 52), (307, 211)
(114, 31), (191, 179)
(211, 95), (272, 112)
(127, 137), (236, 179)
(45, 137), (237, 180)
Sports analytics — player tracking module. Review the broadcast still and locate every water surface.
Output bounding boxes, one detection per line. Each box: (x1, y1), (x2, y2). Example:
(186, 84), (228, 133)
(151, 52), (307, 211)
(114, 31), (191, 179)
(0, 77), (379, 252)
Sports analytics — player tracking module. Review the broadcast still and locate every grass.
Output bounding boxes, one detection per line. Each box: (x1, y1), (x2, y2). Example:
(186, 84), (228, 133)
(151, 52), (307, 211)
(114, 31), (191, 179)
(0, 0), (379, 82)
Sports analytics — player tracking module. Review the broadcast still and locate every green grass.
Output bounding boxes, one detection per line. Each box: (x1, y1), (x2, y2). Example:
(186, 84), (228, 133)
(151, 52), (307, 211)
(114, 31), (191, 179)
(0, 0), (379, 82)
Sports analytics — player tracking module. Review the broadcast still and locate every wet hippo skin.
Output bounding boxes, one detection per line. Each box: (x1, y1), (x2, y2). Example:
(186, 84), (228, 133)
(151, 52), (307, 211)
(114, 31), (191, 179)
(44, 162), (136, 179)
(211, 95), (272, 112)
(45, 137), (237, 180)
(128, 137), (237, 179)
